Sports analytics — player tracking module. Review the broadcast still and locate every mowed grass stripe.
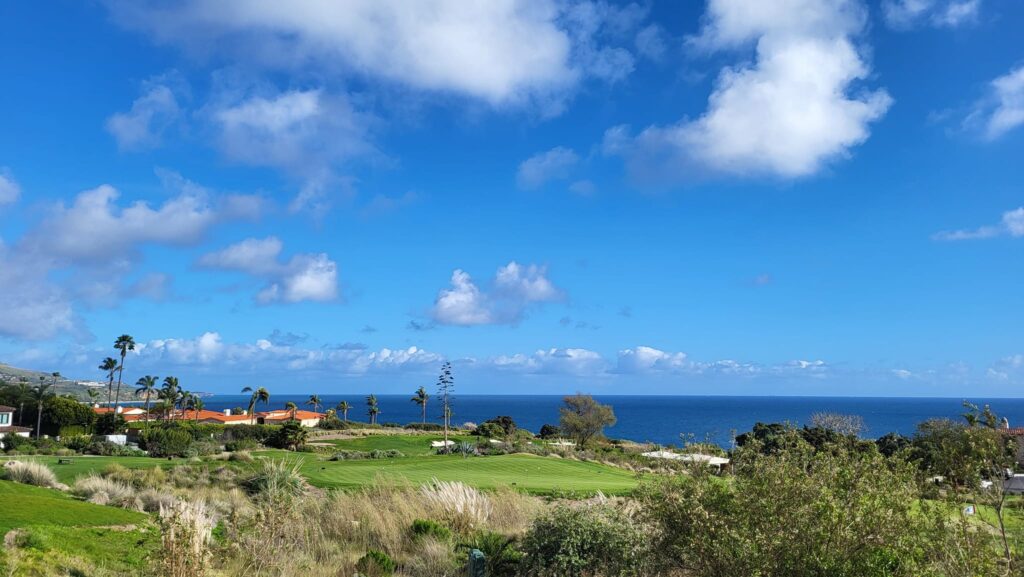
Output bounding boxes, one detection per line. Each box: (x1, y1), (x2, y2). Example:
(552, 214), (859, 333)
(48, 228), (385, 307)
(0, 480), (147, 533)
(294, 453), (638, 495)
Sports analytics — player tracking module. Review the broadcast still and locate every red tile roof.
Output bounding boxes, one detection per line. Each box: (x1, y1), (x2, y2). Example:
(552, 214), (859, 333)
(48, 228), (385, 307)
(0, 425), (32, 433)
(1003, 428), (1024, 436)
(0, 405), (16, 412)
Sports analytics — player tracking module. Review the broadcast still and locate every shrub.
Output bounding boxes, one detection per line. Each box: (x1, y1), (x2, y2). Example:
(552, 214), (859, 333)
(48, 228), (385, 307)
(158, 499), (215, 577)
(356, 549), (395, 577)
(242, 459), (307, 500)
(42, 396), (96, 437)
(228, 451), (254, 462)
(521, 505), (647, 577)
(220, 424), (276, 444)
(61, 434), (91, 452)
(264, 421), (308, 451)
(2, 433), (33, 452)
(2, 460), (61, 489)
(224, 438), (258, 452)
(94, 412), (127, 435)
(72, 475), (140, 509)
(420, 479), (491, 533)
(411, 518), (452, 541)
(381, 422), (403, 429)
(85, 440), (145, 457)
(538, 424), (560, 439)
(404, 422), (444, 431)
(459, 531), (523, 577)
(141, 428), (195, 458)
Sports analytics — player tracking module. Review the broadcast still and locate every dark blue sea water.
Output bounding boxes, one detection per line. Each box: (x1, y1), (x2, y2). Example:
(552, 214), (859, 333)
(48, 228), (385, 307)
(194, 395), (1024, 447)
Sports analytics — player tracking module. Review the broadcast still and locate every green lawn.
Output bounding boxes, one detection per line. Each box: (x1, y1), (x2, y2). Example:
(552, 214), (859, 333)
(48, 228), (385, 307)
(7, 455), (182, 483)
(257, 451), (639, 495)
(0, 480), (146, 533)
(0, 481), (158, 575)
(313, 433), (477, 456)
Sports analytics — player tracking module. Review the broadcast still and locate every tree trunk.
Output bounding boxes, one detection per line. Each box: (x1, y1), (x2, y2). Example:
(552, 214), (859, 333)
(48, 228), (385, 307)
(114, 358), (125, 409)
(422, 402), (427, 424)
(36, 405), (43, 439)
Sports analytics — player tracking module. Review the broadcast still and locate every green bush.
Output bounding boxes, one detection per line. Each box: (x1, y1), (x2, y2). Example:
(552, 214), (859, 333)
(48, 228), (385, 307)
(404, 422), (444, 431)
(356, 549), (395, 577)
(42, 396), (96, 437)
(2, 433), (33, 452)
(410, 518), (452, 541)
(329, 449), (404, 461)
(139, 427), (194, 458)
(225, 438), (258, 452)
(94, 412), (126, 435)
(85, 440), (145, 457)
(521, 506), (647, 577)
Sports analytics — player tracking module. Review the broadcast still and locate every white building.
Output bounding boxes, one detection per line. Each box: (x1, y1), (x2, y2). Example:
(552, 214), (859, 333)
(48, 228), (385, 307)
(0, 405), (32, 440)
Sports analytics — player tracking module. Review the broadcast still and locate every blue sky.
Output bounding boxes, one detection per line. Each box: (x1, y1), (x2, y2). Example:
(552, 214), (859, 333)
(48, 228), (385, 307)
(0, 0), (1022, 396)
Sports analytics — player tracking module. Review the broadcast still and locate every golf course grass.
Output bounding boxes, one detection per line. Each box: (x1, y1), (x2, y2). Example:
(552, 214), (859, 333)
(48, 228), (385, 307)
(260, 451), (640, 494)
(314, 433), (477, 456)
(0, 481), (158, 575)
(7, 455), (181, 484)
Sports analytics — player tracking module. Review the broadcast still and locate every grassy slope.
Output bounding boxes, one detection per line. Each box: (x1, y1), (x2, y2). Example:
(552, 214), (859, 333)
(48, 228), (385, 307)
(0, 481), (157, 575)
(259, 450), (639, 494)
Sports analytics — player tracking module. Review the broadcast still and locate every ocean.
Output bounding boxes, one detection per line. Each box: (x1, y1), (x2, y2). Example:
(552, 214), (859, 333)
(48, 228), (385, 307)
(193, 394), (1024, 447)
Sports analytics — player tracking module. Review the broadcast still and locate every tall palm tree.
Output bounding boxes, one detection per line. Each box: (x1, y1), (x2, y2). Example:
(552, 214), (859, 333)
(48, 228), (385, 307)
(86, 388), (101, 404)
(160, 376), (180, 420)
(366, 394), (380, 425)
(189, 397), (205, 423)
(336, 401), (351, 422)
(307, 394), (322, 414)
(411, 386), (429, 424)
(99, 357), (118, 407)
(113, 335), (135, 408)
(285, 401), (298, 420)
(30, 382), (53, 439)
(135, 376), (158, 425)
(242, 387), (270, 425)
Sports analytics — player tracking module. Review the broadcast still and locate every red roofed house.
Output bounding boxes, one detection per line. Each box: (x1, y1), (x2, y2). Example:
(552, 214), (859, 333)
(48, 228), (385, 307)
(92, 406), (147, 422)
(0, 405), (32, 440)
(258, 409), (325, 428)
(176, 409), (254, 426)
(1001, 421), (1024, 466)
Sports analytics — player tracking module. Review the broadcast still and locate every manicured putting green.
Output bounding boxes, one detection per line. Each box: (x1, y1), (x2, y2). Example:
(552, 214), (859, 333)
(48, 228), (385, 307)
(285, 452), (639, 495)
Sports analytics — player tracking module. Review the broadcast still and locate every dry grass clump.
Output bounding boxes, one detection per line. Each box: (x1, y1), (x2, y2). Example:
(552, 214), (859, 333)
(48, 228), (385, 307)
(421, 479), (491, 533)
(228, 450), (254, 462)
(159, 499), (215, 577)
(2, 460), (63, 489)
(73, 475), (144, 510)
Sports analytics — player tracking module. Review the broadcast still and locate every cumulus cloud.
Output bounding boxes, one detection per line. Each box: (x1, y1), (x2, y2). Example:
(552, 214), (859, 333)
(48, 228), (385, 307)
(932, 207), (1024, 241)
(0, 169), (21, 206)
(965, 65), (1024, 141)
(198, 237), (339, 304)
(106, 0), (650, 110)
(0, 242), (77, 340)
(488, 347), (608, 375)
(615, 346), (690, 373)
(882, 0), (980, 29)
(106, 73), (187, 150)
(516, 147), (580, 189)
(604, 0), (891, 182)
(431, 262), (563, 326)
(135, 332), (442, 374)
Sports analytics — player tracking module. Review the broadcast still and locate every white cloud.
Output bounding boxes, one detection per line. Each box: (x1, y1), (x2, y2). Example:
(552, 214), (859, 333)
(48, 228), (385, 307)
(199, 237), (339, 304)
(106, 74), (186, 150)
(516, 147), (580, 189)
(987, 354), (1024, 382)
(966, 65), (1024, 141)
(932, 207), (1024, 241)
(136, 332), (441, 374)
(0, 241), (77, 340)
(489, 347), (608, 375)
(0, 169), (21, 206)
(615, 346), (689, 373)
(604, 0), (891, 181)
(431, 262), (563, 326)
(882, 0), (980, 29)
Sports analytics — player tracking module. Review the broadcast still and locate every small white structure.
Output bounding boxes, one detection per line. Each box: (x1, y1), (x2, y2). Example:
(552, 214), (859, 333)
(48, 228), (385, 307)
(430, 440), (455, 448)
(101, 434), (128, 446)
(0, 405), (32, 441)
(548, 440), (576, 447)
(642, 450), (730, 470)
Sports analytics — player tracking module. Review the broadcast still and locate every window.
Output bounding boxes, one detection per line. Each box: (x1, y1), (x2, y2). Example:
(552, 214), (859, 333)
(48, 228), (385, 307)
(0, 413), (9, 425)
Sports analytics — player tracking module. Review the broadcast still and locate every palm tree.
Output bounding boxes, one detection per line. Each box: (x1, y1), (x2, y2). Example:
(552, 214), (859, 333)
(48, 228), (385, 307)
(86, 388), (101, 404)
(135, 376), (158, 425)
(113, 335), (135, 408)
(366, 394), (380, 425)
(160, 376), (180, 420)
(242, 387), (270, 425)
(178, 391), (192, 417)
(307, 394), (322, 414)
(14, 378), (29, 426)
(411, 386), (429, 424)
(336, 401), (351, 422)
(99, 357), (118, 407)
(30, 382), (53, 439)
(285, 401), (298, 420)
(50, 371), (60, 389)
(189, 397), (205, 423)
